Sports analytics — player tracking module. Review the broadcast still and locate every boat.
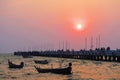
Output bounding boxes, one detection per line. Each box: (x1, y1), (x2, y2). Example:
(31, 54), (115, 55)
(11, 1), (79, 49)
(34, 60), (49, 64)
(22, 55), (33, 58)
(8, 59), (24, 68)
(34, 63), (72, 75)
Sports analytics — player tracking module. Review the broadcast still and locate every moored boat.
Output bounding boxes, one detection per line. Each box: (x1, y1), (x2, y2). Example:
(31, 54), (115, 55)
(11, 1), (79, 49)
(8, 59), (24, 68)
(34, 63), (72, 75)
(22, 55), (33, 58)
(34, 60), (49, 64)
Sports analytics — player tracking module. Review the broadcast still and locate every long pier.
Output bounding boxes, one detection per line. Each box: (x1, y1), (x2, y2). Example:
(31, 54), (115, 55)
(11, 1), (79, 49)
(14, 47), (120, 62)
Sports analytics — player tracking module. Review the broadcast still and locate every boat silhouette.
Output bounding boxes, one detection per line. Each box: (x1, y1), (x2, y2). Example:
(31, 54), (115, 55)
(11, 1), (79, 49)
(34, 60), (49, 64)
(8, 59), (24, 69)
(34, 63), (72, 75)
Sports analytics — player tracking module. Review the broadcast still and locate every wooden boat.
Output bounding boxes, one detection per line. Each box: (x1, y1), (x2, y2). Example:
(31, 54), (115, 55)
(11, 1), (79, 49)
(22, 55), (33, 58)
(8, 59), (24, 68)
(34, 60), (49, 64)
(34, 63), (72, 75)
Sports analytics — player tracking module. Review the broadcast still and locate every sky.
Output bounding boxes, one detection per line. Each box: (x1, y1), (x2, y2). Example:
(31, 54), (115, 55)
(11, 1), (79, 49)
(0, 0), (120, 53)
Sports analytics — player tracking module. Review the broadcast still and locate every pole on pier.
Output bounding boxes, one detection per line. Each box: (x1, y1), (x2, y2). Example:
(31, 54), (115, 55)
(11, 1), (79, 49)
(99, 35), (101, 48)
(68, 41), (70, 50)
(91, 37), (93, 49)
(59, 41), (61, 50)
(96, 37), (98, 48)
(62, 41), (64, 51)
(85, 38), (87, 50)
(65, 40), (68, 51)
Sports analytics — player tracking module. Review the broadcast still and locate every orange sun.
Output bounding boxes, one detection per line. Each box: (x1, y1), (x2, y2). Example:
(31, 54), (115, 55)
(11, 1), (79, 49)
(76, 24), (83, 30)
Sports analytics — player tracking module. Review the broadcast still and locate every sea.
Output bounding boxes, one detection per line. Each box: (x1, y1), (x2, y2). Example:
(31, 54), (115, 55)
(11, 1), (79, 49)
(0, 54), (120, 80)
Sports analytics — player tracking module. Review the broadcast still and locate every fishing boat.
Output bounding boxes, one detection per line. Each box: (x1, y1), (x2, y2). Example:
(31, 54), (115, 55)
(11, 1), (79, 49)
(22, 55), (33, 58)
(8, 59), (24, 68)
(34, 63), (72, 75)
(34, 60), (49, 64)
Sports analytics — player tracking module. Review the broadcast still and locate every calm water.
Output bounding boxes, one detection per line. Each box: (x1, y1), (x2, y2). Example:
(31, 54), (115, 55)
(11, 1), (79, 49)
(0, 54), (120, 80)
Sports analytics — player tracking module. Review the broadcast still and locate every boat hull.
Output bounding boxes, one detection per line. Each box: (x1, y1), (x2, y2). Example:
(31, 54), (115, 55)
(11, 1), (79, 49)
(34, 66), (72, 75)
(34, 60), (49, 64)
(8, 60), (24, 69)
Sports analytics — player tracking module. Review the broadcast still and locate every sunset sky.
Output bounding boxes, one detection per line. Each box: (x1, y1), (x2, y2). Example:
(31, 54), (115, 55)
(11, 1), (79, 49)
(0, 0), (120, 53)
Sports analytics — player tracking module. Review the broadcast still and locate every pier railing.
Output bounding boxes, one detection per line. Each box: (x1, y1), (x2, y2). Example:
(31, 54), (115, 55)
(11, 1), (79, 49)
(14, 49), (120, 62)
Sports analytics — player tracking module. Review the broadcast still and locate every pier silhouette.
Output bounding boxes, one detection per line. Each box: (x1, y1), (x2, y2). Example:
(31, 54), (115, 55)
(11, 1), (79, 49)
(14, 47), (120, 62)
